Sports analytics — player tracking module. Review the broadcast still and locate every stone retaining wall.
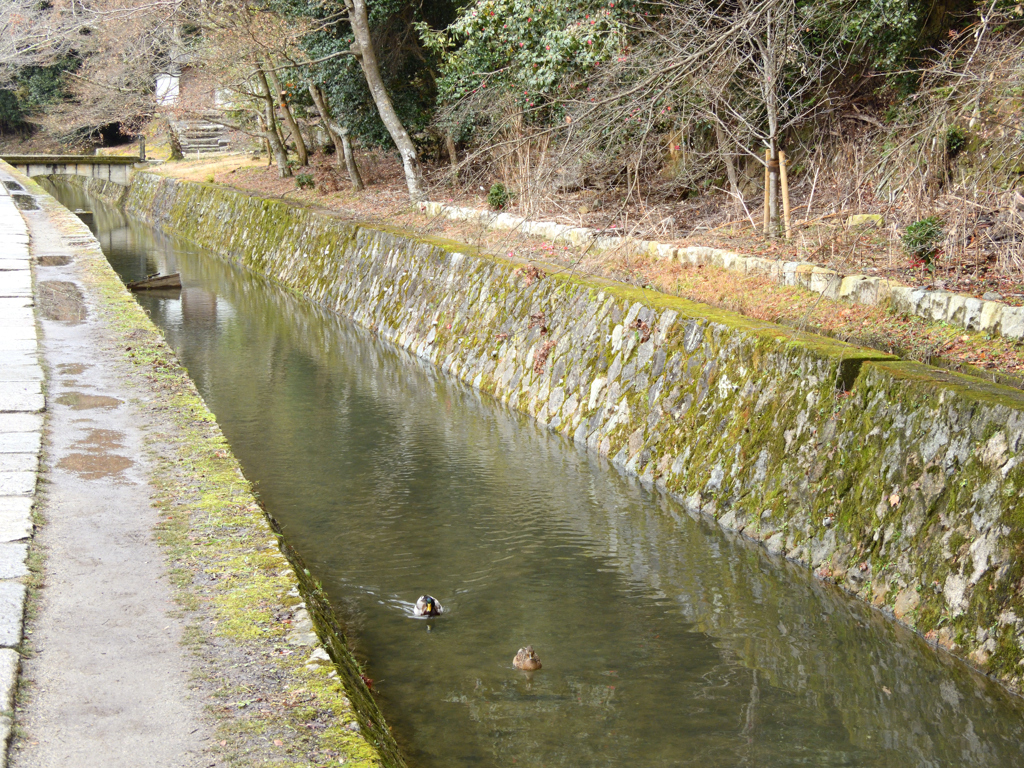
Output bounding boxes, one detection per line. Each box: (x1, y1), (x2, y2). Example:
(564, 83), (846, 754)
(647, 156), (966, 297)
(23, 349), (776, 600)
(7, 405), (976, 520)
(69, 172), (1024, 692)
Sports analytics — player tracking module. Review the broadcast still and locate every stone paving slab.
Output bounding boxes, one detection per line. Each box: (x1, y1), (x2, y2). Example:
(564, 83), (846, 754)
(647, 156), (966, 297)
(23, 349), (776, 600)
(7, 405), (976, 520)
(0, 350), (39, 369)
(0, 414), (43, 433)
(0, 473), (34, 496)
(0, 299), (33, 319)
(0, 261), (28, 271)
(0, 337), (35, 354)
(0, 498), (33, 542)
(0, 338), (35, 352)
(0, 583), (26, 648)
(0, 433), (40, 453)
(0, 272), (30, 298)
(0, 381), (44, 413)
(0, 365), (43, 383)
(0, 648), (18, 708)
(0, 456), (37, 474)
(1, 326), (37, 341)
(0, 544), (28, 580)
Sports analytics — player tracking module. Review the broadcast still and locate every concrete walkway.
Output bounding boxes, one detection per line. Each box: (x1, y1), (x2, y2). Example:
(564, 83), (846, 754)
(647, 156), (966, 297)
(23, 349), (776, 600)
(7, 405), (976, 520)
(0, 169), (220, 767)
(0, 178), (39, 767)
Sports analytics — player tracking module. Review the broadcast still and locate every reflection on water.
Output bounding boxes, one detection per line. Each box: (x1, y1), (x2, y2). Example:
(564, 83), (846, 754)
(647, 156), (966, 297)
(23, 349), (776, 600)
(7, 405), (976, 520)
(45, 179), (1024, 768)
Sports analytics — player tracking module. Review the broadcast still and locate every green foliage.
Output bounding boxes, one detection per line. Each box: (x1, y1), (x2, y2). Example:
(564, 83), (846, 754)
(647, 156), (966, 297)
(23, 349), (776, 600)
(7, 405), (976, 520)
(423, 0), (636, 106)
(284, 0), (459, 150)
(946, 125), (968, 158)
(0, 58), (76, 134)
(295, 173), (315, 189)
(902, 216), (945, 270)
(487, 182), (512, 209)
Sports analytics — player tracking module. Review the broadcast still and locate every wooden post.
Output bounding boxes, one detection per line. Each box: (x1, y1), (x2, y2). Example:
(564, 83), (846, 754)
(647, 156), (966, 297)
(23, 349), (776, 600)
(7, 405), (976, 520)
(780, 150), (792, 240)
(763, 148), (770, 236)
(138, 135), (146, 162)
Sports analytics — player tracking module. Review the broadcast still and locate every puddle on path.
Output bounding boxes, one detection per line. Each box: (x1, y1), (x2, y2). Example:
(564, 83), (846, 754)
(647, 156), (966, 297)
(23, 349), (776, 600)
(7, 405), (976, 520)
(58, 363), (90, 375)
(12, 194), (38, 211)
(55, 392), (122, 410)
(35, 255), (73, 267)
(72, 429), (126, 452)
(58, 452), (133, 479)
(38, 281), (87, 323)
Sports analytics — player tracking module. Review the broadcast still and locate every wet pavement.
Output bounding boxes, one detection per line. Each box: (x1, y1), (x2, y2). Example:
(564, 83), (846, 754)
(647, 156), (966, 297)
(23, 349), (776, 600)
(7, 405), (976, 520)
(0, 167), (218, 768)
(0, 174), (39, 766)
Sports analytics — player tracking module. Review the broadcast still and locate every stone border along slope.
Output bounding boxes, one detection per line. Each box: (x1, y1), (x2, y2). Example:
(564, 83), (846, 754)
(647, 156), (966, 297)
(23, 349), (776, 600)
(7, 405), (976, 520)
(2, 162), (404, 768)
(0, 173), (39, 767)
(418, 201), (1024, 340)
(60, 170), (1024, 693)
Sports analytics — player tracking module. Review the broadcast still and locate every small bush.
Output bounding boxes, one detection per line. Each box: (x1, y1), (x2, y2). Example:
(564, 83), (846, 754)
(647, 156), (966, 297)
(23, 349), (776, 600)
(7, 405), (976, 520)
(945, 125), (968, 158)
(487, 182), (512, 210)
(295, 173), (315, 190)
(902, 216), (945, 270)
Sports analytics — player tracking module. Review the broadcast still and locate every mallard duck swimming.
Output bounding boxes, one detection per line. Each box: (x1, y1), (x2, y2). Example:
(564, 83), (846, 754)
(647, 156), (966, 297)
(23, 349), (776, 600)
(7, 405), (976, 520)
(414, 595), (443, 617)
(513, 646), (542, 670)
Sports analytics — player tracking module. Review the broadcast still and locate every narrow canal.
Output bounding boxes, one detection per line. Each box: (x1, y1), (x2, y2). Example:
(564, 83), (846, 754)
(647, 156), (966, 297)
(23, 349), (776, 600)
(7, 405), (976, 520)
(44, 180), (1024, 768)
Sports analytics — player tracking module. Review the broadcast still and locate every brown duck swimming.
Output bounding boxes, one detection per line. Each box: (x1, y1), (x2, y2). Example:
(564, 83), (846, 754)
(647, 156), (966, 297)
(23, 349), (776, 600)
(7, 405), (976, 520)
(513, 645), (542, 670)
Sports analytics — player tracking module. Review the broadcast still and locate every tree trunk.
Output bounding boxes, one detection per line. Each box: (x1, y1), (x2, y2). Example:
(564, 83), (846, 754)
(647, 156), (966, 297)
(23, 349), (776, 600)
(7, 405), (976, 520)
(166, 119), (184, 160)
(445, 132), (458, 177)
(768, 139), (780, 236)
(308, 83), (363, 191)
(255, 65), (291, 177)
(713, 117), (741, 210)
(344, 0), (426, 201)
(265, 63), (308, 166)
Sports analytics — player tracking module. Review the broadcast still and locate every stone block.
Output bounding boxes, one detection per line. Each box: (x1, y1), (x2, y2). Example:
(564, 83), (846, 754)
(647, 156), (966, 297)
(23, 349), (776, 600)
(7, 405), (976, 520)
(0, 582), (25, 647)
(0, 364), (41, 383)
(979, 301), (1003, 332)
(998, 305), (1024, 339)
(847, 213), (884, 228)
(0, 544), (27, 579)
(654, 243), (676, 261)
(782, 261), (800, 286)
(889, 286), (924, 315)
(0, 473), (34, 496)
(793, 262), (815, 289)
(0, 381), (43, 413)
(920, 290), (953, 322)
(0, 414), (41, 433)
(0, 455), (36, 473)
(809, 267), (840, 298)
(0, 649), (17, 710)
(0, 338), (34, 352)
(0, 499), (31, 543)
(745, 257), (771, 276)
(0, 272), (30, 298)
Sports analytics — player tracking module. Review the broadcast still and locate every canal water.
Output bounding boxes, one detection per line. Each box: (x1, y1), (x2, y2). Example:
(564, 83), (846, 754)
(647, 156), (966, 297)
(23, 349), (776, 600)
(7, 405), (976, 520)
(45, 180), (1024, 768)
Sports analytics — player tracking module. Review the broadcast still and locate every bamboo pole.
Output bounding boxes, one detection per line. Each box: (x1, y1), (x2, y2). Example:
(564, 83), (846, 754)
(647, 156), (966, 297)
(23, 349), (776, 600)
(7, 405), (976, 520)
(763, 148), (770, 236)
(780, 150), (792, 240)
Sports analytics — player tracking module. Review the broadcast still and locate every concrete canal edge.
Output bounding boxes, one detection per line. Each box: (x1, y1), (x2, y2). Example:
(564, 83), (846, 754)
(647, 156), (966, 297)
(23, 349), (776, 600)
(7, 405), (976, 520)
(58, 169), (1024, 694)
(1, 162), (405, 767)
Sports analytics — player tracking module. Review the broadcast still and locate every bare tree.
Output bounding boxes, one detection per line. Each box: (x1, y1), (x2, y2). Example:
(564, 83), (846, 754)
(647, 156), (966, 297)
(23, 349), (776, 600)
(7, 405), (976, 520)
(309, 82), (363, 190)
(343, 0), (425, 200)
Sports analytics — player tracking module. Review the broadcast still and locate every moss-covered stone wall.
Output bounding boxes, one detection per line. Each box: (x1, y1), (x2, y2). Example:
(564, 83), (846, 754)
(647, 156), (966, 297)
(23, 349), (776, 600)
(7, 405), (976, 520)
(85, 172), (1024, 691)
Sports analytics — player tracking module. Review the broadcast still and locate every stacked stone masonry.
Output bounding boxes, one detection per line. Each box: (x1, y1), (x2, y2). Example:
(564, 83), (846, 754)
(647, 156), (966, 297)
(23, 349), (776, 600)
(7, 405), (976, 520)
(63, 172), (1024, 693)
